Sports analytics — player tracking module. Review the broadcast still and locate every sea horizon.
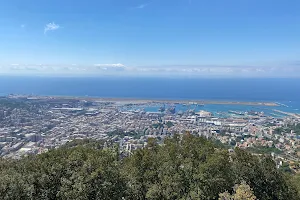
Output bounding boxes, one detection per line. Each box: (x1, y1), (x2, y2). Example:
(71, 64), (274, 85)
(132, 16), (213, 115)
(0, 76), (299, 115)
(0, 76), (299, 100)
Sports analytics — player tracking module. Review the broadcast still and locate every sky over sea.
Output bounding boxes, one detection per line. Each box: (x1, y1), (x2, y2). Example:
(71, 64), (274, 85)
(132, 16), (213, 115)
(0, 0), (300, 77)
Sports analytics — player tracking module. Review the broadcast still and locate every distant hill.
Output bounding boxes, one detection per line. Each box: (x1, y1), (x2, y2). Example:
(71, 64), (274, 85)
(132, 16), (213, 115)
(0, 135), (299, 200)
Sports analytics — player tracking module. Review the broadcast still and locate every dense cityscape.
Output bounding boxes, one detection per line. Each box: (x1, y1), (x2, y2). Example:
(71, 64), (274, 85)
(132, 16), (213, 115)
(0, 95), (299, 172)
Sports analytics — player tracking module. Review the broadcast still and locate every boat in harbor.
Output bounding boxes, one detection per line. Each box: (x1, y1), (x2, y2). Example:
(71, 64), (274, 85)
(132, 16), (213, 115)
(167, 107), (176, 114)
(158, 106), (165, 112)
(228, 110), (245, 115)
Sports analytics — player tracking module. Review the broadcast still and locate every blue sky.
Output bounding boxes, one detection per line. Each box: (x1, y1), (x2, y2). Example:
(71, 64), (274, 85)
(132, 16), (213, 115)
(0, 0), (300, 77)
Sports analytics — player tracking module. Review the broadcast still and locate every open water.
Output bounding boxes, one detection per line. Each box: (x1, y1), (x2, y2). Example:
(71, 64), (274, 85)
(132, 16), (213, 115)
(0, 76), (299, 116)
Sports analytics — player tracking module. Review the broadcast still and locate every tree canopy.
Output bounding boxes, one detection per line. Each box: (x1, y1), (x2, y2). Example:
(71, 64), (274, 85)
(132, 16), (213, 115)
(0, 135), (299, 200)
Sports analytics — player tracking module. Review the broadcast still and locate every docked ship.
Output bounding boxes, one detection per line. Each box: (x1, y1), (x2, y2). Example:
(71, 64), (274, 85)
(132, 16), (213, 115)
(158, 106), (165, 112)
(248, 110), (259, 115)
(228, 110), (245, 115)
(167, 107), (176, 114)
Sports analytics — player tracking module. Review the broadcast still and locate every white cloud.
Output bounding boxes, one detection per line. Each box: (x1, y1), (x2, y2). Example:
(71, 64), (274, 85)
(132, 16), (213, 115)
(1, 64), (300, 78)
(44, 22), (60, 34)
(93, 63), (125, 67)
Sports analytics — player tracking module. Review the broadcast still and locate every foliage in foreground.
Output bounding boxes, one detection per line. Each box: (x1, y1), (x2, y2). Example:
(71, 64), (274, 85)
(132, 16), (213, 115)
(0, 135), (299, 200)
(219, 182), (256, 200)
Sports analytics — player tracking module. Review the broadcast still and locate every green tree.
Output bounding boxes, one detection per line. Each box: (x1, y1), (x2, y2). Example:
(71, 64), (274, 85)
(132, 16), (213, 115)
(219, 182), (256, 200)
(0, 144), (126, 200)
(0, 136), (299, 200)
(232, 148), (299, 200)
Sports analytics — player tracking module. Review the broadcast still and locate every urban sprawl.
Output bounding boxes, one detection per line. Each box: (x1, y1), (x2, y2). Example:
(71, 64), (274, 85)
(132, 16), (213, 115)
(1, 95), (300, 172)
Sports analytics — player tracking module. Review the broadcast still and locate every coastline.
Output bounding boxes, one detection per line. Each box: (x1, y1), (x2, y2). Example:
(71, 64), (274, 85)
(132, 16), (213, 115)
(95, 98), (278, 106)
(6, 94), (279, 106)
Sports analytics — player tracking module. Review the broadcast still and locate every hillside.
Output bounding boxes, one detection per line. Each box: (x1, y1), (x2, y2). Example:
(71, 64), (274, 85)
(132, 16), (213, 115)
(0, 135), (299, 200)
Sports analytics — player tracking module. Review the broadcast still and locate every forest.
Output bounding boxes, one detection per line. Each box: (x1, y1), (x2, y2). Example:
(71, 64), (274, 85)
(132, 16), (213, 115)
(0, 134), (299, 200)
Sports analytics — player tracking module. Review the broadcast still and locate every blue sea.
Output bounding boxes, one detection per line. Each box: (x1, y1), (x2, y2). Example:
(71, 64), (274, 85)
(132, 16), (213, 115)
(0, 76), (299, 116)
